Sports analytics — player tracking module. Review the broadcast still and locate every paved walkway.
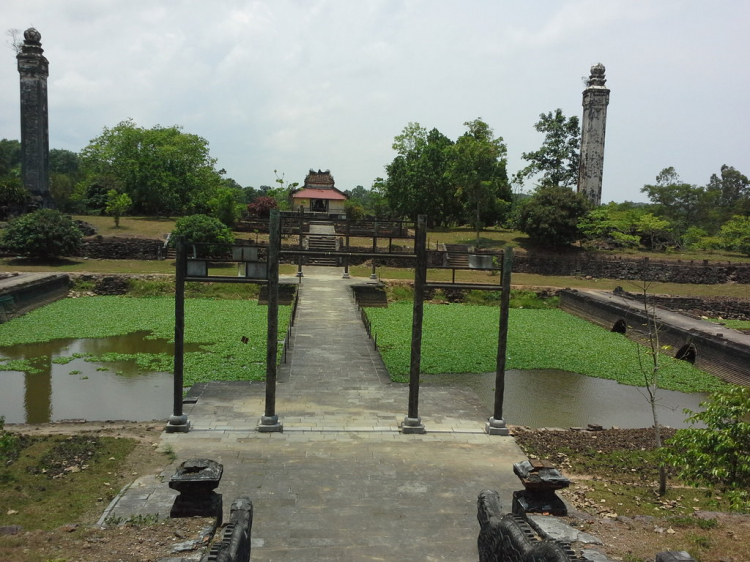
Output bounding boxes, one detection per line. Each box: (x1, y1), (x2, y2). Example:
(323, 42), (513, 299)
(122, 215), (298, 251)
(105, 267), (526, 561)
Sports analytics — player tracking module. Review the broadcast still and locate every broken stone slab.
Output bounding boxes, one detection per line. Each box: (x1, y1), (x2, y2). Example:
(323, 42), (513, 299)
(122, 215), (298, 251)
(526, 514), (602, 544)
(513, 459), (570, 491)
(169, 459), (223, 495)
(512, 489), (568, 517)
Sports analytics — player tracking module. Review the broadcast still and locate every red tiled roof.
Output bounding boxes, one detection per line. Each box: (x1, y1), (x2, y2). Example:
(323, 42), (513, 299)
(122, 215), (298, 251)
(292, 188), (347, 201)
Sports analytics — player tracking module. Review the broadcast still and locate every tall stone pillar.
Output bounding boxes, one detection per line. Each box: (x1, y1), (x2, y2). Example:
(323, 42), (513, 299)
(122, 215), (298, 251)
(17, 28), (51, 207)
(577, 63), (610, 207)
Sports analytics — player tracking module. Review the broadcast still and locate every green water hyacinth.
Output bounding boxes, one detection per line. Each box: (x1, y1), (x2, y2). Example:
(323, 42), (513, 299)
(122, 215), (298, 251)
(365, 303), (726, 393)
(0, 297), (291, 386)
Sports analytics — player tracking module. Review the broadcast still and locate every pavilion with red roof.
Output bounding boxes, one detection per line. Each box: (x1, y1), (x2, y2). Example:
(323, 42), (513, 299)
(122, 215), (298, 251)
(290, 169), (348, 216)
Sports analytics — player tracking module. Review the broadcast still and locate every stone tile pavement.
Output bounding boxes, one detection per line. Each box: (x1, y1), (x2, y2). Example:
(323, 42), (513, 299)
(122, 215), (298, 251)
(104, 267), (527, 561)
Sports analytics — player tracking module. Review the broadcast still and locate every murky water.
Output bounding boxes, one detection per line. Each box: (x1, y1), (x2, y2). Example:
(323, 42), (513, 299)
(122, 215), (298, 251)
(0, 332), (203, 424)
(423, 369), (708, 429)
(2, 333), (708, 427)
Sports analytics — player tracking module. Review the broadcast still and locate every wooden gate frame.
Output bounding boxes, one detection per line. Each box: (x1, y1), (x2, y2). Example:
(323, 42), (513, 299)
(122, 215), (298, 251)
(166, 212), (512, 436)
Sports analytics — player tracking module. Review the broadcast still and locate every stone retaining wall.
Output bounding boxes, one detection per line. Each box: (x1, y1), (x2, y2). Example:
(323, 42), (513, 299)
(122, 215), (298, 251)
(560, 289), (750, 386)
(509, 253), (750, 284)
(79, 236), (164, 260)
(0, 273), (69, 322)
(57, 237), (750, 286)
(617, 292), (750, 321)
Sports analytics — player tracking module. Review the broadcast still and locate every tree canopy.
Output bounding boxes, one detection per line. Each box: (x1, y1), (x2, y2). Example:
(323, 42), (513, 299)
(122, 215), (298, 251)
(80, 119), (223, 217)
(517, 185), (590, 247)
(516, 109), (580, 189)
(383, 119), (509, 232)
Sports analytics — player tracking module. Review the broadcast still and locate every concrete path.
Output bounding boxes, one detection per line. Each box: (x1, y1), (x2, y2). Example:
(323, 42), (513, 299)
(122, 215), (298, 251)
(106, 267), (526, 561)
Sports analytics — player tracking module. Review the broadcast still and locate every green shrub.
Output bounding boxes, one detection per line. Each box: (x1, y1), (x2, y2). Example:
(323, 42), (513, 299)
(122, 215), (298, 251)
(665, 386), (750, 511)
(0, 417), (20, 462)
(720, 216), (750, 256)
(1, 208), (83, 258)
(170, 214), (234, 257)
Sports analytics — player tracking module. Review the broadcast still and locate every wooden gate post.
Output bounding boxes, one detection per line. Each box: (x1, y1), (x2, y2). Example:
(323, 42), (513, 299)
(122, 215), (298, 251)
(487, 247), (512, 436)
(343, 218), (351, 279)
(259, 210), (283, 432)
(296, 207), (304, 277)
(403, 215), (426, 434)
(166, 236), (190, 433)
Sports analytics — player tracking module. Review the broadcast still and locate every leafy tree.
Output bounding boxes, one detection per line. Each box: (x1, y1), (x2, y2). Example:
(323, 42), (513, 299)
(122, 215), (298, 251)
(80, 119), (222, 216)
(105, 190), (132, 227)
(0, 139), (21, 177)
(449, 118), (510, 242)
(665, 386), (750, 510)
(0, 176), (30, 218)
(49, 149), (81, 176)
(578, 205), (640, 249)
(641, 168), (704, 234)
(170, 214), (234, 257)
(344, 200), (366, 222)
(635, 213), (672, 250)
(517, 185), (590, 247)
(706, 165), (750, 221)
(247, 196), (278, 218)
(368, 178), (393, 220)
(720, 215), (750, 256)
(271, 170), (298, 211)
(516, 109), (580, 189)
(385, 123), (459, 227)
(209, 187), (241, 227)
(1, 209), (82, 258)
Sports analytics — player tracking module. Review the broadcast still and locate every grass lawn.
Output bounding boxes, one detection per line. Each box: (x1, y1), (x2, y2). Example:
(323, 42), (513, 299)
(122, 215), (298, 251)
(72, 215), (178, 238)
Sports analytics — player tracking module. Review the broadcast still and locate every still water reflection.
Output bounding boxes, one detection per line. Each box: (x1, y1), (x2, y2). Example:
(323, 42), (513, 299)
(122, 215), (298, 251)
(2, 334), (708, 428)
(423, 369), (708, 429)
(0, 332), (203, 424)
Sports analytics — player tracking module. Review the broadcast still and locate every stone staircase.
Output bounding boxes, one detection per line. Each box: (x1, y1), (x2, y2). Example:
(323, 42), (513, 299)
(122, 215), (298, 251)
(445, 243), (472, 267)
(306, 221), (338, 266)
(307, 235), (337, 266)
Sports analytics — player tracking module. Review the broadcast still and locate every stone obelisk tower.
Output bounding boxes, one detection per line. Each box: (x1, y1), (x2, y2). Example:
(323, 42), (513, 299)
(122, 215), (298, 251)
(17, 28), (51, 207)
(577, 63), (610, 207)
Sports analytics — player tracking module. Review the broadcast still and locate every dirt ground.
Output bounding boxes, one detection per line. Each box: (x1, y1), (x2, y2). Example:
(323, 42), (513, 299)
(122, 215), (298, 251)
(1, 421), (218, 562)
(513, 426), (750, 562)
(2, 422), (748, 562)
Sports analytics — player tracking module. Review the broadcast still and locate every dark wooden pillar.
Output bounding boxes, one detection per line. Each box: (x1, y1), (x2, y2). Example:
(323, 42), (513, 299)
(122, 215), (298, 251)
(166, 236), (190, 432)
(343, 219), (351, 279)
(259, 210), (282, 432)
(403, 215), (426, 433)
(487, 247), (512, 436)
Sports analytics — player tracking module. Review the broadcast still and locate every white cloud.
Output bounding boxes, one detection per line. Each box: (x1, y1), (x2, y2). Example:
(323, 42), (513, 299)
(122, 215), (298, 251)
(1, 0), (748, 200)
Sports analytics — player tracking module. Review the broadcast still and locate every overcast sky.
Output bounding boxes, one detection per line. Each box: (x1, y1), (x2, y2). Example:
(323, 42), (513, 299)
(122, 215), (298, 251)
(2, 0), (748, 203)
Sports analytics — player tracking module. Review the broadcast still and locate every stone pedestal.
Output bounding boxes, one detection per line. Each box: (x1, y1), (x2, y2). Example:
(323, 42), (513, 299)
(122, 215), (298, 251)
(485, 417), (510, 436)
(257, 414), (283, 433)
(401, 416), (425, 434)
(512, 459), (570, 516)
(169, 459), (224, 525)
(165, 414), (190, 433)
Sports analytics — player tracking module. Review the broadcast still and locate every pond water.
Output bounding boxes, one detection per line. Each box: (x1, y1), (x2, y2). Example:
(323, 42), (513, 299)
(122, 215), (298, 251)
(0, 332), (203, 424)
(1, 335), (708, 428)
(423, 369), (708, 429)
